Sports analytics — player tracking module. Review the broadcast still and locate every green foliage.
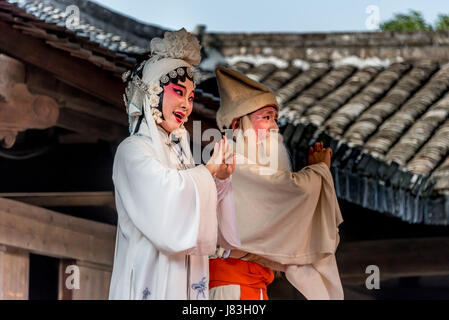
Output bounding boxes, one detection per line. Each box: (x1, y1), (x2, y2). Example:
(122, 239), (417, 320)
(435, 14), (449, 30)
(380, 10), (433, 31)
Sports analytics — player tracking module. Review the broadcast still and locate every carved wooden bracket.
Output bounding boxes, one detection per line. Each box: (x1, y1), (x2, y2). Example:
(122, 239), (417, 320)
(0, 54), (59, 148)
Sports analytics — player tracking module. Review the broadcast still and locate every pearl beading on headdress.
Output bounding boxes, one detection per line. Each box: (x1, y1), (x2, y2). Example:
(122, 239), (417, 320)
(126, 75), (163, 123)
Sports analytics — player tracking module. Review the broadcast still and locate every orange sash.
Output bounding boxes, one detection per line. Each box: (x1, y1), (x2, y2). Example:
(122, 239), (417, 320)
(209, 258), (274, 300)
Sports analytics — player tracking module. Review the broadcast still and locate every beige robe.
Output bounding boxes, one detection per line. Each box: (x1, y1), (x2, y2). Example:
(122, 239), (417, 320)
(229, 158), (344, 300)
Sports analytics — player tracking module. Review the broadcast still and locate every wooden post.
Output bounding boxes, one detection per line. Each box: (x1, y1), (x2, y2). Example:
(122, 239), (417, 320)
(71, 261), (111, 300)
(0, 246), (29, 300)
(58, 259), (75, 300)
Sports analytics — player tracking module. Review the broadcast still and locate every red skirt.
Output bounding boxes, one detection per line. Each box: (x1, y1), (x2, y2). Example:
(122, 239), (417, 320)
(209, 258), (274, 300)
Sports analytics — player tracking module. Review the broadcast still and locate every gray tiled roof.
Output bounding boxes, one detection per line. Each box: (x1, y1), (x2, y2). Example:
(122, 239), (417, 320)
(7, 0), (162, 54)
(217, 56), (449, 224)
(1, 0), (166, 78)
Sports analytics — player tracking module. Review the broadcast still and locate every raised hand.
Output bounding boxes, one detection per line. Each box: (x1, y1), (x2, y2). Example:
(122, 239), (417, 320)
(206, 136), (236, 179)
(308, 141), (332, 168)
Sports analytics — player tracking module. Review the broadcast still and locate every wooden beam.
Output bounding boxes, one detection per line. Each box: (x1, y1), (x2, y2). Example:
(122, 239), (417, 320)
(337, 237), (449, 284)
(0, 192), (115, 209)
(0, 197), (116, 267)
(57, 108), (127, 142)
(24, 67), (127, 141)
(0, 21), (124, 107)
(0, 53), (25, 96)
(0, 54), (59, 148)
(0, 82), (59, 148)
(26, 67), (127, 126)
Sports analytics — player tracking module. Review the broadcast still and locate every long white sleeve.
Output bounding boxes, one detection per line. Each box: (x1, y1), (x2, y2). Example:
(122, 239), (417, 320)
(214, 176), (241, 250)
(112, 136), (218, 256)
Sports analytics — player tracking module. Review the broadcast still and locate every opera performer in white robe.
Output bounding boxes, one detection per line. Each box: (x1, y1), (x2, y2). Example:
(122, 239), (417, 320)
(109, 29), (240, 300)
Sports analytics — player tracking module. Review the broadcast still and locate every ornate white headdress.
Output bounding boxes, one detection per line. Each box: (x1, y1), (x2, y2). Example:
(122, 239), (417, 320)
(149, 28), (201, 67)
(122, 28), (201, 135)
(121, 28), (201, 166)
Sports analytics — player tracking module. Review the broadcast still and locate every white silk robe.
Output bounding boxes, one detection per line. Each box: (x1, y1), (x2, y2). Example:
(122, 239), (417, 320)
(109, 127), (238, 300)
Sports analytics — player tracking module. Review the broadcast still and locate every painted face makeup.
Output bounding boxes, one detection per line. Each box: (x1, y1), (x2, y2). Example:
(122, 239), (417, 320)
(159, 79), (195, 133)
(248, 105), (279, 140)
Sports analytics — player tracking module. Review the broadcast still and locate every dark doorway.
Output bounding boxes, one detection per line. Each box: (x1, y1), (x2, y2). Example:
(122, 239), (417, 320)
(28, 253), (59, 300)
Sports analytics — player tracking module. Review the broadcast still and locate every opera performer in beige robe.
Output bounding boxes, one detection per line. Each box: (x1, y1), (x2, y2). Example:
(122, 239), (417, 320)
(209, 66), (344, 300)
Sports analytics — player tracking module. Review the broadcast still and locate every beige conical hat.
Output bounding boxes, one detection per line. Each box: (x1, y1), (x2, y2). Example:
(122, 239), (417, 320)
(215, 66), (278, 131)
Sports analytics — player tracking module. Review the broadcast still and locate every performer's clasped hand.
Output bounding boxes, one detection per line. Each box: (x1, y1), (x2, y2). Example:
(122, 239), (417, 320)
(206, 136), (236, 179)
(308, 141), (332, 168)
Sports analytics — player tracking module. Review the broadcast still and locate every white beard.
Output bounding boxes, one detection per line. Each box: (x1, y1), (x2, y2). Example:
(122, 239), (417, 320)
(257, 132), (292, 172)
(233, 116), (292, 174)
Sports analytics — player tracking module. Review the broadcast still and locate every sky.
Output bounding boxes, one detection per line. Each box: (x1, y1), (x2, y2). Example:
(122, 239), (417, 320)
(91, 0), (449, 33)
